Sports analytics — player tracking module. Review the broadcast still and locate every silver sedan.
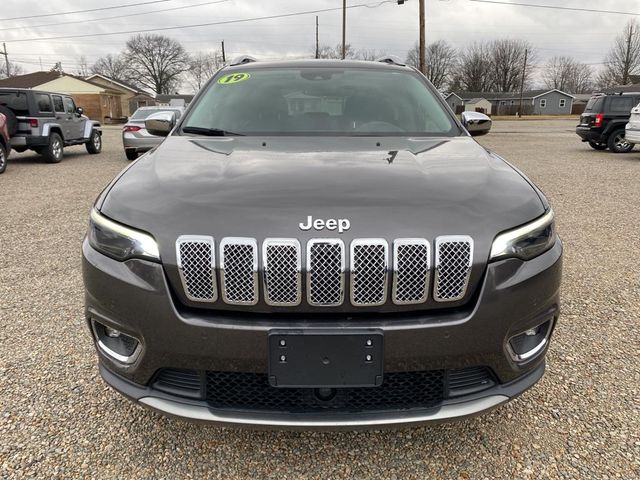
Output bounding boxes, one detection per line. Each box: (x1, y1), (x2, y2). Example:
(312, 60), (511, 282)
(122, 106), (184, 160)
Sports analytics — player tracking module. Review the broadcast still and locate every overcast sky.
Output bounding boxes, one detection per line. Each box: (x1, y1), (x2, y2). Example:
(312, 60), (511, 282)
(2, 0), (638, 86)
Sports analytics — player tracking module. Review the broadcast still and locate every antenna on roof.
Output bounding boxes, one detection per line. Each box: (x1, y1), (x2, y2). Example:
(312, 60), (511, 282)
(229, 56), (258, 66)
(375, 56), (405, 67)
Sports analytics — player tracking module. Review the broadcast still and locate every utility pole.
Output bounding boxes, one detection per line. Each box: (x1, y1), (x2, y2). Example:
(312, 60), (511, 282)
(341, 0), (347, 59)
(518, 49), (528, 118)
(2, 43), (9, 77)
(419, 0), (426, 75)
(315, 16), (319, 59)
(221, 40), (226, 64)
(623, 24), (633, 85)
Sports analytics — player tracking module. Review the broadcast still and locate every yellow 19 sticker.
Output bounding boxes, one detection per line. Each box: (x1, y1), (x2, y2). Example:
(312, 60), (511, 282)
(217, 73), (251, 85)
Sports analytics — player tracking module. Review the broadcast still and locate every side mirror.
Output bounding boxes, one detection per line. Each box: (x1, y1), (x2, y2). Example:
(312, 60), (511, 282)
(76, 107), (84, 116)
(145, 111), (176, 137)
(461, 111), (492, 137)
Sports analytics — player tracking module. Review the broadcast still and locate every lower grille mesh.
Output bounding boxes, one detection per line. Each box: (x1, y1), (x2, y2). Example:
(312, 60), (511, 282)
(205, 370), (445, 412)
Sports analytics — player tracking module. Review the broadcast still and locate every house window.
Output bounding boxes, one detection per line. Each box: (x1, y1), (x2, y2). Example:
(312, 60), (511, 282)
(559, 99), (566, 108)
(540, 99), (547, 108)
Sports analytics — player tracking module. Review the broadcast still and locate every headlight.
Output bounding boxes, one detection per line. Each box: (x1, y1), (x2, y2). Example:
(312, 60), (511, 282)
(490, 210), (556, 261)
(88, 208), (160, 262)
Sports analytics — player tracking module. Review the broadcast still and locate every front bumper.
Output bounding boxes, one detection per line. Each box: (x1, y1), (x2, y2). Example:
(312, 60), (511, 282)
(83, 238), (562, 427)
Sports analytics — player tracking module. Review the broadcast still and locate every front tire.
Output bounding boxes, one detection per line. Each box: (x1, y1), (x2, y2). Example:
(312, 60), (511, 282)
(588, 140), (607, 151)
(125, 149), (138, 161)
(86, 130), (102, 154)
(42, 133), (64, 163)
(607, 130), (634, 153)
(0, 142), (7, 174)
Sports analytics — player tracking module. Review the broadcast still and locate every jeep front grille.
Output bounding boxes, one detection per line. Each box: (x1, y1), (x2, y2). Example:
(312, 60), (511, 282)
(434, 236), (473, 302)
(175, 236), (475, 307)
(220, 238), (258, 305)
(263, 239), (302, 306)
(392, 239), (430, 305)
(350, 239), (388, 306)
(176, 236), (217, 302)
(307, 239), (345, 306)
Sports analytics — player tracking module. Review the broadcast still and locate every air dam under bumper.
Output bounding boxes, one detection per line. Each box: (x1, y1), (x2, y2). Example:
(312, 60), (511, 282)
(99, 361), (544, 429)
(83, 238), (562, 428)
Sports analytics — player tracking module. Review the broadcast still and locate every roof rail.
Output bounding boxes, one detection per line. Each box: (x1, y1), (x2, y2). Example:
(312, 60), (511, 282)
(229, 55), (258, 66)
(376, 56), (406, 67)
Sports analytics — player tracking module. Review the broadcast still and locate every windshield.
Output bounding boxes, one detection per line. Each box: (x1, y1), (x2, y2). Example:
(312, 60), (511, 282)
(182, 67), (459, 136)
(131, 108), (182, 120)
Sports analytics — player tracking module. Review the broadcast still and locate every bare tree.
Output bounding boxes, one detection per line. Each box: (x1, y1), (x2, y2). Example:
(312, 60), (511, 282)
(457, 42), (493, 92)
(543, 56), (593, 94)
(0, 60), (24, 78)
(488, 39), (535, 92)
(124, 34), (190, 94)
(597, 20), (640, 87)
(407, 40), (457, 89)
(76, 55), (89, 77)
(91, 54), (131, 83)
(316, 43), (356, 59)
(186, 51), (223, 92)
(355, 48), (387, 61)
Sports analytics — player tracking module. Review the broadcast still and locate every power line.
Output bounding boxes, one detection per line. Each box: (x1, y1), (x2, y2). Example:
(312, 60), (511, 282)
(0, 0), (172, 22)
(467, 0), (640, 16)
(0, 0), (231, 32)
(7, 1), (396, 43)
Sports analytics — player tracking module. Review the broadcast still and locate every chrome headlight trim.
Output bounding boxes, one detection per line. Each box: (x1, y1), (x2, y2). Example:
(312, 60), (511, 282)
(490, 210), (555, 261)
(89, 208), (160, 261)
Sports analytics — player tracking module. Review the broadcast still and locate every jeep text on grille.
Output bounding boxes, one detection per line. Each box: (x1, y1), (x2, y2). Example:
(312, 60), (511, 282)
(83, 59), (562, 428)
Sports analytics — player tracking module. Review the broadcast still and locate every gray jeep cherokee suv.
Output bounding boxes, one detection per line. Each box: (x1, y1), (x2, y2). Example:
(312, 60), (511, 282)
(0, 88), (102, 163)
(83, 59), (562, 429)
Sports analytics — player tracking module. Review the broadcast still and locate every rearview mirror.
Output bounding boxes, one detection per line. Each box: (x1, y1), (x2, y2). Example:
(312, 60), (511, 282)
(145, 111), (176, 137)
(76, 107), (84, 116)
(461, 111), (492, 137)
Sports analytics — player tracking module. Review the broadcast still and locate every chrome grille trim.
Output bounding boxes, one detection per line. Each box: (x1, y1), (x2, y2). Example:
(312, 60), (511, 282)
(263, 238), (302, 306)
(219, 237), (258, 306)
(434, 236), (473, 302)
(307, 239), (345, 307)
(175, 235), (217, 303)
(392, 239), (430, 305)
(350, 239), (389, 306)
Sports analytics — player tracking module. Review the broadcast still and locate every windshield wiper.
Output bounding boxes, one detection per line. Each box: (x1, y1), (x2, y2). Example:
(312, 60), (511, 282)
(182, 126), (244, 136)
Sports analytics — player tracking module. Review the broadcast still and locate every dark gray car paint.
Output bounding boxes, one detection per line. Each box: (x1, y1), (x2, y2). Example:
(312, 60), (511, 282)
(99, 135), (546, 313)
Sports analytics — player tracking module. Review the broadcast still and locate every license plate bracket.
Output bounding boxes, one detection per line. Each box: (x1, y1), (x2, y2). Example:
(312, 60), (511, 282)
(268, 330), (384, 388)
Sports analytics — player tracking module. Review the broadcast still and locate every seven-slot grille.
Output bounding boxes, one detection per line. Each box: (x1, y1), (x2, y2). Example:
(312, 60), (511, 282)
(175, 236), (474, 307)
(220, 238), (258, 305)
(176, 236), (217, 302)
(307, 239), (345, 306)
(263, 239), (301, 306)
(350, 239), (388, 306)
(393, 239), (430, 305)
(434, 236), (473, 302)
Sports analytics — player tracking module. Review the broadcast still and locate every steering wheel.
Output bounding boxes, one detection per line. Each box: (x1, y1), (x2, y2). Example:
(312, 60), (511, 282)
(354, 121), (405, 133)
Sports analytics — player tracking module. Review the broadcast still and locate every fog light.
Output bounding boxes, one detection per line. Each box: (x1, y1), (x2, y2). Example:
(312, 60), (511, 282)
(105, 327), (121, 338)
(91, 320), (141, 364)
(507, 319), (553, 363)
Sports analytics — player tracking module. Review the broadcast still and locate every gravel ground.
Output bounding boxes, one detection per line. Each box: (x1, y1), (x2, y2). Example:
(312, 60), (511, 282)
(0, 121), (638, 479)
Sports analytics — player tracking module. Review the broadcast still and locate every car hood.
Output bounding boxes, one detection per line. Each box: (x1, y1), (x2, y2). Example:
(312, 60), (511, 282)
(100, 135), (545, 312)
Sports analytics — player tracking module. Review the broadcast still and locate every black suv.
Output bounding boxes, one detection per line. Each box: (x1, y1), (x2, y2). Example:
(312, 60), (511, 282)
(576, 92), (640, 153)
(0, 88), (102, 163)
